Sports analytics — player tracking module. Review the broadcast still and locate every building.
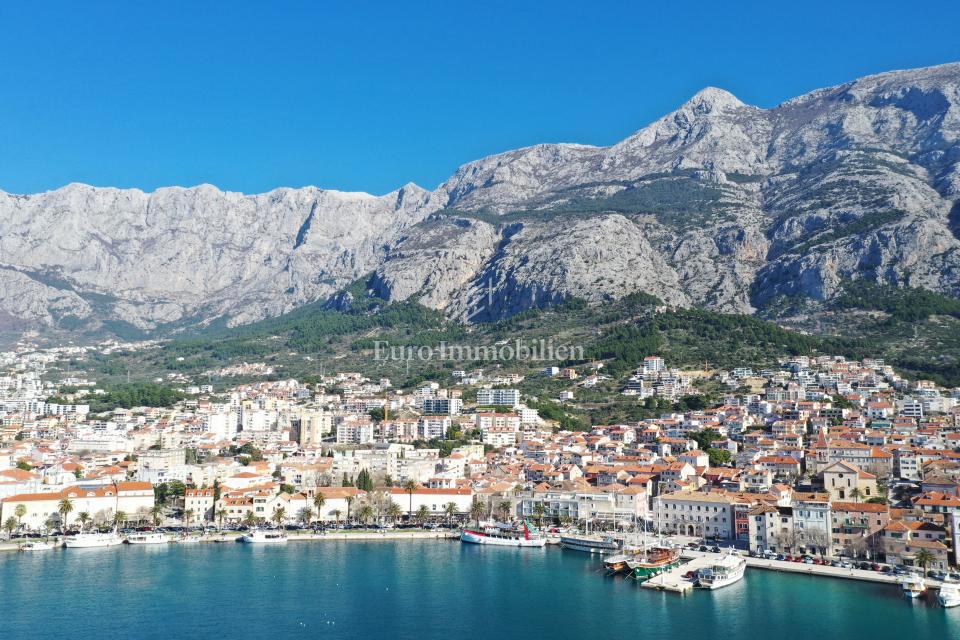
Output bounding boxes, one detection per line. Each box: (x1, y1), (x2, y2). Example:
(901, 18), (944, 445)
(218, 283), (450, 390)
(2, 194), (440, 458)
(830, 502), (889, 559)
(0, 481), (155, 530)
(184, 488), (216, 523)
(821, 461), (877, 502)
(422, 398), (464, 416)
(476, 388), (521, 408)
(660, 492), (735, 539)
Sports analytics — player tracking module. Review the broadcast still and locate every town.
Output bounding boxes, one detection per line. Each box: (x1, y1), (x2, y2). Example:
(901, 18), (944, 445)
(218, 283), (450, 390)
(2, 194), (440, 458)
(2, 340), (960, 596)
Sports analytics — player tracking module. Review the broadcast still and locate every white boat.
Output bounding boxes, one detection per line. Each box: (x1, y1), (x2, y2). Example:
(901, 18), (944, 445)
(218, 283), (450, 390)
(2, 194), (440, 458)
(697, 550), (747, 589)
(559, 533), (620, 554)
(64, 532), (124, 548)
(20, 540), (56, 551)
(460, 520), (545, 548)
(175, 536), (201, 544)
(239, 529), (288, 544)
(901, 574), (927, 599)
(126, 532), (168, 545)
(938, 582), (960, 608)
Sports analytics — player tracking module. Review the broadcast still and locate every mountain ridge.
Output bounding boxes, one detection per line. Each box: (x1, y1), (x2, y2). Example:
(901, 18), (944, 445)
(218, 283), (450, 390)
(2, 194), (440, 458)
(1, 61), (959, 336)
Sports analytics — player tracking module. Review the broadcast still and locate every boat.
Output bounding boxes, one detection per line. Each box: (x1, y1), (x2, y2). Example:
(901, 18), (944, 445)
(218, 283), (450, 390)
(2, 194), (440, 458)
(559, 533), (620, 554)
(175, 535), (201, 544)
(696, 550), (747, 589)
(64, 532), (124, 548)
(239, 529), (288, 544)
(19, 540), (56, 551)
(125, 532), (168, 545)
(938, 581), (960, 608)
(901, 573), (927, 599)
(627, 545), (683, 581)
(460, 520), (545, 548)
(603, 550), (636, 574)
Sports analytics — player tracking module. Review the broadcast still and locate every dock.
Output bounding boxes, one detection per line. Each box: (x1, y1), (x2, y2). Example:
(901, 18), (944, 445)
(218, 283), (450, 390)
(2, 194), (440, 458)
(640, 554), (715, 593)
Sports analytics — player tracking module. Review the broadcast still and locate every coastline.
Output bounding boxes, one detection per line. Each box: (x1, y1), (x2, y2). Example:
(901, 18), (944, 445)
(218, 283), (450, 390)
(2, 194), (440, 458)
(0, 530), (457, 552)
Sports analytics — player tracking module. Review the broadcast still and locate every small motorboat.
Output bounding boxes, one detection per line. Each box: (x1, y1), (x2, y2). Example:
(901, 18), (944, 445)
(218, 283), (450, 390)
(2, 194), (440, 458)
(938, 581), (960, 608)
(901, 573), (927, 599)
(20, 540), (56, 551)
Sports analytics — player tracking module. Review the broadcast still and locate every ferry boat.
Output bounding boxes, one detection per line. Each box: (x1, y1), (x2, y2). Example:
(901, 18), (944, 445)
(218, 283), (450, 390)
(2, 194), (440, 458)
(938, 581), (960, 608)
(627, 545), (682, 581)
(126, 532), (168, 545)
(19, 540), (56, 551)
(460, 520), (545, 548)
(901, 574), (927, 599)
(239, 529), (288, 544)
(64, 531), (124, 548)
(696, 550), (747, 589)
(559, 533), (620, 554)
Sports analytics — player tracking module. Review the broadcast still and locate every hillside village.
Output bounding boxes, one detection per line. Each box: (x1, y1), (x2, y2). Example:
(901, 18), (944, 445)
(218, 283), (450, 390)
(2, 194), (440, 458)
(2, 341), (960, 572)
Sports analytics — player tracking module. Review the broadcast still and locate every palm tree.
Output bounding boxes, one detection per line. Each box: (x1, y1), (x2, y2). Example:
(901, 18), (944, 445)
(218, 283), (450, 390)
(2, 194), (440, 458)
(243, 511), (258, 528)
(332, 509), (342, 526)
(300, 507), (314, 528)
(387, 502), (403, 524)
(150, 505), (164, 527)
(469, 498), (485, 525)
(114, 510), (128, 529)
(57, 498), (74, 532)
(215, 508), (227, 531)
(403, 480), (418, 518)
(3, 517), (16, 539)
(849, 487), (863, 503)
(498, 500), (512, 521)
(13, 504), (26, 532)
(345, 496), (354, 524)
(444, 502), (457, 528)
(533, 502), (546, 528)
(272, 506), (286, 529)
(183, 509), (195, 528)
(312, 491), (326, 524)
(914, 549), (936, 572)
(76, 511), (91, 532)
(415, 505), (430, 526)
(358, 504), (374, 526)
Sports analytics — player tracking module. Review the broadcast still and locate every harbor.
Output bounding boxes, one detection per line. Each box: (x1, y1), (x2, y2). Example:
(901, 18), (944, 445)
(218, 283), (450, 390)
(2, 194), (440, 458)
(2, 539), (957, 640)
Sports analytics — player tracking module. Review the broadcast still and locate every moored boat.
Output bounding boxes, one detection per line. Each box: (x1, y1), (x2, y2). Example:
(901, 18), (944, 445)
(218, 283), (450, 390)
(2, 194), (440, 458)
(696, 550), (747, 589)
(938, 581), (960, 608)
(603, 551), (634, 574)
(627, 546), (682, 581)
(20, 540), (56, 551)
(559, 533), (620, 554)
(64, 532), (124, 548)
(901, 574), (927, 599)
(239, 529), (288, 544)
(460, 520), (545, 548)
(126, 532), (168, 545)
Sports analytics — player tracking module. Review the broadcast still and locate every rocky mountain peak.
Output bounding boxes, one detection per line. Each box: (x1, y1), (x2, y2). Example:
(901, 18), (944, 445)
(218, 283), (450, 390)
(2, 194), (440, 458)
(1, 62), (960, 335)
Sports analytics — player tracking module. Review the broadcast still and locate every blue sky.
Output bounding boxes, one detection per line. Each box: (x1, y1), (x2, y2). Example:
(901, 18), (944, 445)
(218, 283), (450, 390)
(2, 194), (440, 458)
(1, 1), (958, 196)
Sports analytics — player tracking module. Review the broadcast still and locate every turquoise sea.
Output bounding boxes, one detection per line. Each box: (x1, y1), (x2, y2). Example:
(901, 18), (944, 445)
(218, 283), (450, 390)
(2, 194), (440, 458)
(0, 541), (956, 639)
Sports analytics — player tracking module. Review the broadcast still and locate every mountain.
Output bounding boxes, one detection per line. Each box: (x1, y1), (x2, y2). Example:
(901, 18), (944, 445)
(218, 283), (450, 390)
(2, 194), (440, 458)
(2, 62), (959, 335)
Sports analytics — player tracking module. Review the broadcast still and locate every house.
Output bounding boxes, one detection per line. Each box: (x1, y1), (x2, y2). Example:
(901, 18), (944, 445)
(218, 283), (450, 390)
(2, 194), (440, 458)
(882, 520), (951, 571)
(830, 501), (889, 559)
(184, 488), (215, 523)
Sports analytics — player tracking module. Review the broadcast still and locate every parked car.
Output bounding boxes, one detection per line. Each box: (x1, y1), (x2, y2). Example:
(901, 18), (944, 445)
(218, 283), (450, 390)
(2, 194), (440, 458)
(710, 546), (721, 553)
